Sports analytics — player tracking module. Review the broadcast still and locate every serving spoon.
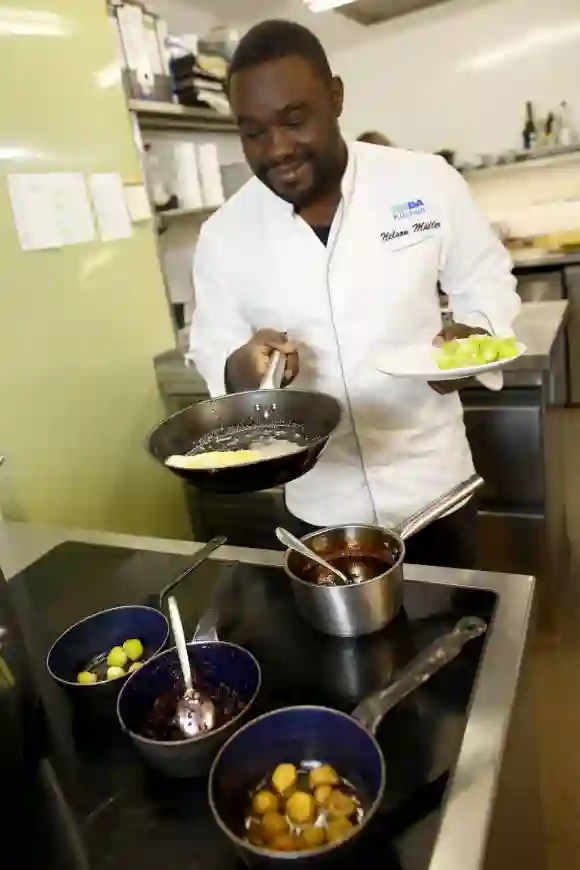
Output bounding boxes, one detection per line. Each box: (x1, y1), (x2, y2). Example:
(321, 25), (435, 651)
(168, 596), (215, 737)
(275, 526), (351, 586)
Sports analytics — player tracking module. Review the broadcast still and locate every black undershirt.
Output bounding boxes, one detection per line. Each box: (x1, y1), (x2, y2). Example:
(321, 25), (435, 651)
(310, 225), (331, 246)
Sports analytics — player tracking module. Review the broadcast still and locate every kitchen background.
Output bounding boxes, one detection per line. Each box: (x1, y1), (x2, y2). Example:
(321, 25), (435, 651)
(2, 0), (580, 537)
(2, 3), (580, 868)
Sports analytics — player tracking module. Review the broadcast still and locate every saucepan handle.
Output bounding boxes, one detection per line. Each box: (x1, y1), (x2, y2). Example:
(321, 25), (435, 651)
(259, 350), (286, 391)
(351, 616), (487, 735)
(191, 563), (237, 643)
(158, 536), (226, 610)
(394, 474), (484, 541)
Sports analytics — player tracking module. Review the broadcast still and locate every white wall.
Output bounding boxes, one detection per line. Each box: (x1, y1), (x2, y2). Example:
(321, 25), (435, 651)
(327, 0), (580, 162)
(145, 0), (217, 35)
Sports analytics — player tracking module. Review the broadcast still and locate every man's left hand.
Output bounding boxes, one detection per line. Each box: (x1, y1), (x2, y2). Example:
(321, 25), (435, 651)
(429, 323), (489, 394)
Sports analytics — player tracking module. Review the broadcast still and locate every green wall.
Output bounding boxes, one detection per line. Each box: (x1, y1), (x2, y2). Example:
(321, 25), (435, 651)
(0, 0), (190, 538)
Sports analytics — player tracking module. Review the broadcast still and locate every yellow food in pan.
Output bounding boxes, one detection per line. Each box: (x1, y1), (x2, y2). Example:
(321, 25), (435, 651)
(165, 450), (262, 470)
(244, 762), (364, 854)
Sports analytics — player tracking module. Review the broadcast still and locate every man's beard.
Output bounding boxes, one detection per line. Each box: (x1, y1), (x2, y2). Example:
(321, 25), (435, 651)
(255, 145), (344, 209)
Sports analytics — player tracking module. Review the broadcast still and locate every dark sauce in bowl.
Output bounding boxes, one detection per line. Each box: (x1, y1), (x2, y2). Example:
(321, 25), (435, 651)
(141, 678), (244, 741)
(301, 551), (395, 586)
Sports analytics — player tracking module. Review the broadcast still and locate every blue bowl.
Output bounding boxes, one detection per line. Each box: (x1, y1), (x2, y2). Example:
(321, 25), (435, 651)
(117, 641), (261, 778)
(209, 706), (385, 865)
(47, 605), (169, 720)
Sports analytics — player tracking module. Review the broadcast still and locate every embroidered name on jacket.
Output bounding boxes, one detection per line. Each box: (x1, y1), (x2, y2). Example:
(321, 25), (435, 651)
(413, 220), (441, 232)
(381, 229), (409, 241)
(381, 220), (441, 242)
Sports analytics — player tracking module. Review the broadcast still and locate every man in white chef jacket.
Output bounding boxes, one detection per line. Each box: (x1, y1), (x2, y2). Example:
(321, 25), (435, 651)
(188, 20), (520, 568)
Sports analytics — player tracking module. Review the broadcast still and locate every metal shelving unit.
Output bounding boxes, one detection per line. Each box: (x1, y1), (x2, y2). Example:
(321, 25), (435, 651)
(157, 205), (217, 223)
(127, 96), (240, 338)
(462, 143), (580, 178)
(129, 99), (237, 133)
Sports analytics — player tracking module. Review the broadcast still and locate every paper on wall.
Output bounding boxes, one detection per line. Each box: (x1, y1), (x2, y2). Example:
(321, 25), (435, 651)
(88, 173), (133, 242)
(124, 183), (152, 222)
(48, 173), (96, 245)
(7, 174), (62, 251)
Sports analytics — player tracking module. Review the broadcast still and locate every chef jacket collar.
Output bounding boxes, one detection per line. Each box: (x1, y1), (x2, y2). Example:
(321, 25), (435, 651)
(260, 140), (356, 220)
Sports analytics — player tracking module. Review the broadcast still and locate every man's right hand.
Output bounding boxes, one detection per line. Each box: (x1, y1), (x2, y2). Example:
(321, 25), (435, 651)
(225, 329), (299, 393)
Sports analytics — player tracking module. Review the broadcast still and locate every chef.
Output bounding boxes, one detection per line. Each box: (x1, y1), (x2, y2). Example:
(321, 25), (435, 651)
(357, 131), (393, 146)
(188, 19), (520, 568)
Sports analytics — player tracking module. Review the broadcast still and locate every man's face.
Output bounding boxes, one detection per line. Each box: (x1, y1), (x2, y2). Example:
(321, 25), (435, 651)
(228, 55), (344, 208)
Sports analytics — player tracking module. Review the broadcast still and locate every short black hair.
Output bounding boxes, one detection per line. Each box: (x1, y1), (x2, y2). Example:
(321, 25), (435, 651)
(227, 19), (333, 87)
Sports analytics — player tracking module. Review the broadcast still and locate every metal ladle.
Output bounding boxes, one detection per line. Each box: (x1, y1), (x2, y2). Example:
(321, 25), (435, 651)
(168, 596), (215, 738)
(275, 527), (351, 586)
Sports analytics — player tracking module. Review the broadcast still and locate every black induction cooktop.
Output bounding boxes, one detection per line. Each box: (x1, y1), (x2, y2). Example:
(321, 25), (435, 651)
(9, 542), (496, 870)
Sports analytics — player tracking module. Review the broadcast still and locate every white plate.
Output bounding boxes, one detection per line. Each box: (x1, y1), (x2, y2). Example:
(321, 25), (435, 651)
(374, 341), (526, 381)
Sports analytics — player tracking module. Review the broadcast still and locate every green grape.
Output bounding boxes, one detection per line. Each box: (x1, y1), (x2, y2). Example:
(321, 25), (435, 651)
(122, 638), (143, 661)
(436, 335), (518, 371)
(466, 335), (484, 351)
(128, 661), (142, 673)
(497, 337), (517, 358)
(441, 340), (459, 357)
(106, 666), (125, 680)
(436, 353), (457, 369)
(107, 646), (128, 668)
(77, 670), (97, 685)
(482, 344), (499, 362)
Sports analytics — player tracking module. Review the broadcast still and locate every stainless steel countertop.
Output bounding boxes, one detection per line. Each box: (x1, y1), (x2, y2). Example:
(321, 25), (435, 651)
(508, 299), (568, 370)
(0, 520), (535, 870)
(154, 301), (569, 397)
(512, 250), (580, 271)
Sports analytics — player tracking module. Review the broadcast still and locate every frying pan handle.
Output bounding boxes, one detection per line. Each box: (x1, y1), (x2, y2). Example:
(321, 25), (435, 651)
(259, 350), (286, 390)
(158, 536), (226, 610)
(351, 616), (487, 735)
(191, 563), (237, 642)
(393, 474), (484, 541)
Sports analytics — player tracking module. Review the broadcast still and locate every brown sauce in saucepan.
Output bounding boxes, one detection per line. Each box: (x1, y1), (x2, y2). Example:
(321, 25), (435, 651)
(300, 550), (396, 586)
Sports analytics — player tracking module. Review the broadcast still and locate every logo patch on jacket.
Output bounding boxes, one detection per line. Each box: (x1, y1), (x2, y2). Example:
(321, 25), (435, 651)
(392, 199), (426, 220)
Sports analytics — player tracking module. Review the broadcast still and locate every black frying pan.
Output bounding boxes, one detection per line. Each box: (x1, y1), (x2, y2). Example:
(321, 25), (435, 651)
(147, 352), (342, 494)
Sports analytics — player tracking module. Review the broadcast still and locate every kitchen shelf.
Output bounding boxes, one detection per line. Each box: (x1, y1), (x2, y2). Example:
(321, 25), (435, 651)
(462, 143), (580, 178)
(157, 206), (217, 221)
(129, 98), (237, 133)
(155, 206), (217, 228)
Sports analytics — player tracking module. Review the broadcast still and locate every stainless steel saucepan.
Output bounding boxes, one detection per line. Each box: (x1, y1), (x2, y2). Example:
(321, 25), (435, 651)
(283, 474), (484, 638)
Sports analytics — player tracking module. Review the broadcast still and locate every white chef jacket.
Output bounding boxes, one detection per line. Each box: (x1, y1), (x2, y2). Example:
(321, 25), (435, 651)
(188, 143), (520, 528)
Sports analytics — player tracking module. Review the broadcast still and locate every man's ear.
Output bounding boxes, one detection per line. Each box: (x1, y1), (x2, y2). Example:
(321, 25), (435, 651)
(330, 76), (344, 118)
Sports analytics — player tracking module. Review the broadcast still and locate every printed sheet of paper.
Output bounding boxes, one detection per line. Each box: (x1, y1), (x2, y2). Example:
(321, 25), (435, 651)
(7, 174), (62, 251)
(48, 173), (96, 245)
(89, 172), (133, 241)
(124, 183), (152, 222)
(7, 173), (96, 250)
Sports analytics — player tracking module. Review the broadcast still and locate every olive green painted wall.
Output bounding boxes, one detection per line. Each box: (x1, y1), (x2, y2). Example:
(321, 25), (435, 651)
(0, 0), (190, 538)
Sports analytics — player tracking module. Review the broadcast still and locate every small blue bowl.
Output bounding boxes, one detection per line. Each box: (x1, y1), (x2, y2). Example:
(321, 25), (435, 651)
(209, 706), (386, 865)
(47, 605), (169, 720)
(117, 640), (261, 778)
